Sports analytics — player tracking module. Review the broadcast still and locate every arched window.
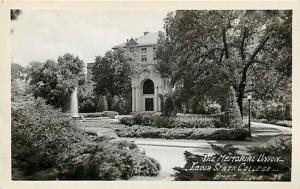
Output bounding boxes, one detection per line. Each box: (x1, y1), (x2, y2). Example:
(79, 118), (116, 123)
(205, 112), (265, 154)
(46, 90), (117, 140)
(143, 79), (154, 94)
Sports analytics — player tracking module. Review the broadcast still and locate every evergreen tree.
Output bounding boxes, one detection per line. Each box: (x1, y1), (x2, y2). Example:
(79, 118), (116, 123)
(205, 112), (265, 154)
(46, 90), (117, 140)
(161, 94), (176, 117)
(224, 86), (244, 128)
(96, 95), (108, 112)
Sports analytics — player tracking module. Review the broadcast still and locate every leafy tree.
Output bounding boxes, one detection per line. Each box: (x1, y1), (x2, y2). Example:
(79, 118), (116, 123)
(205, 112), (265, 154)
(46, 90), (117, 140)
(157, 10), (292, 116)
(26, 53), (85, 111)
(223, 86), (244, 128)
(11, 63), (25, 81)
(92, 49), (134, 109)
(78, 81), (97, 113)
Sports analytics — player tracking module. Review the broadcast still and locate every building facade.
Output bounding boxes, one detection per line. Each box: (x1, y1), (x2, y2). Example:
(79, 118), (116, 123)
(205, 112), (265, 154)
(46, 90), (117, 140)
(88, 32), (170, 112)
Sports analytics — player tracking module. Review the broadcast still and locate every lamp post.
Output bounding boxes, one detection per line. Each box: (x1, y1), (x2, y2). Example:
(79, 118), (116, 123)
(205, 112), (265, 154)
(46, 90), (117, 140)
(247, 95), (252, 135)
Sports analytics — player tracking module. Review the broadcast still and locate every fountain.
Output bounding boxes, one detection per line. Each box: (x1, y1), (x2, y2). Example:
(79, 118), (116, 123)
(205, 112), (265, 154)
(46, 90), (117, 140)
(70, 86), (80, 118)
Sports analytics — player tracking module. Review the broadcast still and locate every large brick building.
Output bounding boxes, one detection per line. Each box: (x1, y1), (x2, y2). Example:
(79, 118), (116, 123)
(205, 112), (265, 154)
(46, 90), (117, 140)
(87, 32), (170, 112)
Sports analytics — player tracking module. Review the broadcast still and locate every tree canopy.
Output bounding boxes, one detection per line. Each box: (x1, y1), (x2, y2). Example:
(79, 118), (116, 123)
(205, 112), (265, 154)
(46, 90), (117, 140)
(92, 49), (134, 101)
(26, 53), (85, 111)
(156, 10), (292, 115)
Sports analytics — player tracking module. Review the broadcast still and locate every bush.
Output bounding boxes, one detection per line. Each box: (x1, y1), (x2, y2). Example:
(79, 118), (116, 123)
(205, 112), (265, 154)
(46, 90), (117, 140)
(161, 94), (176, 117)
(153, 116), (175, 128)
(173, 116), (216, 128)
(264, 101), (286, 121)
(132, 112), (158, 126)
(57, 138), (161, 180)
(80, 112), (104, 118)
(173, 135), (291, 181)
(114, 125), (249, 141)
(223, 86), (244, 128)
(206, 128), (250, 140)
(191, 97), (208, 114)
(79, 96), (96, 113)
(275, 120), (292, 127)
(11, 97), (159, 180)
(12, 97), (80, 179)
(102, 111), (119, 119)
(119, 117), (135, 126)
(243, 100), (292, 122)
(121, 113), (222, 129)
(96, 95), (108, 112)
(206, 103), (221, 114)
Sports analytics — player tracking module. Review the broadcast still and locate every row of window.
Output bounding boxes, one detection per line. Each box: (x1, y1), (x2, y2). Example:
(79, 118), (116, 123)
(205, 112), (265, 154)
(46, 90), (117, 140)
(141, 47), (156, 52)
(141, 54), (157, 62)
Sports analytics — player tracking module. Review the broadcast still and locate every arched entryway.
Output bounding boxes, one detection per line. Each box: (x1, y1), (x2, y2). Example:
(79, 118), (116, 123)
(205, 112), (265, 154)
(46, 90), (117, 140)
(142, 79), (154, 111)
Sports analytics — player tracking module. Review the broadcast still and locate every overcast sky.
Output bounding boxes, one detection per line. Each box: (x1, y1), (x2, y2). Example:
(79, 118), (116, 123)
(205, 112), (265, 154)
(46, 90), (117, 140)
(11, 9), (170, 66)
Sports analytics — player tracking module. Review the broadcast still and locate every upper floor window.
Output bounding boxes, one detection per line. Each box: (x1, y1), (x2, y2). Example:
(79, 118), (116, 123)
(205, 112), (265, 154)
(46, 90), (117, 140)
(141, 55), (147, 62)
(141, 47), (147, 52)
(153, 54), (157, 61)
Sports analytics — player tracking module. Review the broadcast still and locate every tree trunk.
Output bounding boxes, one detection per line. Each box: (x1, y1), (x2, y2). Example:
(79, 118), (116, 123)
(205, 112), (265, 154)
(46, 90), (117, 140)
(237, 88), (244, 119)
(237, 66), (248, 118)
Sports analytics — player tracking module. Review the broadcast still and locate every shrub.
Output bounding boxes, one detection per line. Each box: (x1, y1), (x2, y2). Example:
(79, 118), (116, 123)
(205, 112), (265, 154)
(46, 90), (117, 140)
(275, 120), (292, 127)
(161, 94), (176, 117)
(80, 112), (104, 118)
(206, 103), (221, 114)
(12, 97), (159, 180)
(173, 135), (291, 181)
(173, 116), (215, 128)
(191, 97), (208, 114)
(79, 96), (96, 113)
(102, 111), (119, 119)
(132, 112), (158, 126)
(223, 86), (244, 128)
(57, 138), (161, 180)
(11, 97), (80, 179)
(206, 128), (249, 140)
(153, 116), (175, 128)
(114, 125), (249, 141)
(119, 117), (135, 126)
(96, 95), (108, 112)
(264, 101), (286, 121)
(111, 95), (120, 111)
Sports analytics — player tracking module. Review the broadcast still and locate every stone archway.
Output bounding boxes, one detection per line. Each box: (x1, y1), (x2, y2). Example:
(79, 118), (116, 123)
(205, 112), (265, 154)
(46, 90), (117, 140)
(141, 79), (155, 111)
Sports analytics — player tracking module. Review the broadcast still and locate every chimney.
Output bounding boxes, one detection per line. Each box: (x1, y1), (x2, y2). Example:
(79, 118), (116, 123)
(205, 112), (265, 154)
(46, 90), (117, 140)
(144, 31), (149, 35)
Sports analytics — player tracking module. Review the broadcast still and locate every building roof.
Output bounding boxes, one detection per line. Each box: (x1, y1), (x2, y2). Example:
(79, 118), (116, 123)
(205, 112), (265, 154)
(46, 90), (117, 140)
(87, 63), (95, 69)
(112, 32), (159, 49)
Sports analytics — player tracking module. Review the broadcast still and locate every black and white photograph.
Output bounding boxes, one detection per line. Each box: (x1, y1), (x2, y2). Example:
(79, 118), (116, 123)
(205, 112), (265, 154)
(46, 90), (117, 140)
(3, 2), (296, 186)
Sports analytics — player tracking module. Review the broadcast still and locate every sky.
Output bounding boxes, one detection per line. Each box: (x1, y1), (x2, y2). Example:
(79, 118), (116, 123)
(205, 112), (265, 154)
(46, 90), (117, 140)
(11, 9), (171, 66)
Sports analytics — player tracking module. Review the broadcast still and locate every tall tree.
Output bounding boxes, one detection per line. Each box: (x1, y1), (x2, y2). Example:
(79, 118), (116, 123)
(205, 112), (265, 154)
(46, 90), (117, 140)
(92, 49), (134, 108)
(157, 10), (292, 116)
(26, 53), (85, 111)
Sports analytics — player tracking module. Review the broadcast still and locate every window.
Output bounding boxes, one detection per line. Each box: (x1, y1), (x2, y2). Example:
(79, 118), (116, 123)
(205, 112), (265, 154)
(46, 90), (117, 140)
(143, 79), (154, 94)
(141, 47), (147, 52)
(153, 47), (156, 51)
(141, 55), (147, 62)
(153, 54), (157, 61)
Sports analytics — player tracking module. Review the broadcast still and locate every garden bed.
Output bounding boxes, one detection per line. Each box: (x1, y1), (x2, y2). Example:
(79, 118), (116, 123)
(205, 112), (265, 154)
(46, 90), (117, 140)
(120, 112), (225, 128)
(106, 124), (250, 141)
